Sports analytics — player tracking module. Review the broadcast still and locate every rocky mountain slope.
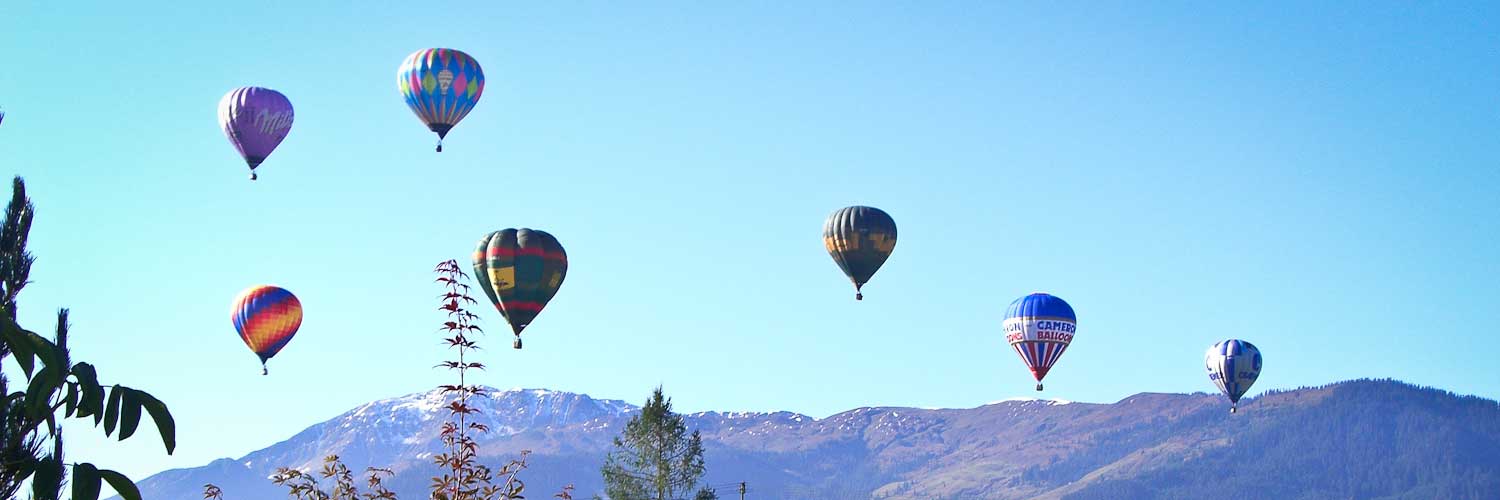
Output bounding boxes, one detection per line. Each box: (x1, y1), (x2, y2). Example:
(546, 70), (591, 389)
(129, 380), (1500, 499)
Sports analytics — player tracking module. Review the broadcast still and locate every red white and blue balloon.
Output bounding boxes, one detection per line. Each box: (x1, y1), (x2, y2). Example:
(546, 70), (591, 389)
(1003, 292), (1076, 391)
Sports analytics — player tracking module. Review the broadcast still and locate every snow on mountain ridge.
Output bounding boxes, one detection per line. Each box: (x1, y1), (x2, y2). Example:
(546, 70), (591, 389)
(985, 396), (1074, 406)
(124, 380), (1500, 500)
(229, 387), (645, 475)
(200, 388), (956, 490)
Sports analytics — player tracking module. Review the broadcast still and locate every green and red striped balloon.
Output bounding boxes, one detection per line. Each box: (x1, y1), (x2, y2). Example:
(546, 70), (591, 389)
(472, 229), (567, 349)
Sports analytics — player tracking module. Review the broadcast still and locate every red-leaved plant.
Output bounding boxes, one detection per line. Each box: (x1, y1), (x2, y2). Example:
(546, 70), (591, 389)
(431, 259), (528, 500)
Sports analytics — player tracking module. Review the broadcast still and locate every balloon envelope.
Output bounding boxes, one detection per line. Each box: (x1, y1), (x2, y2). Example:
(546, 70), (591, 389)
(1003, 293), (1076, 391)
(1205, 339), (1262, 411)
(472, 229), (567, 348)
(398, 48), (484, 151)
(231, 285), (303, 373)
(823, 206), (897, 300)
(218, 87), (294, 180)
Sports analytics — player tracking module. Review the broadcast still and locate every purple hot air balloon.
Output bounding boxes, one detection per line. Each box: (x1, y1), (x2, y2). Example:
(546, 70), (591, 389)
(218, 87), (294, 181)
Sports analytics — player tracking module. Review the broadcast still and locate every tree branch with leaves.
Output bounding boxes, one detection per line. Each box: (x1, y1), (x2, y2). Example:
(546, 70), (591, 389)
(0, 176), (177, 500)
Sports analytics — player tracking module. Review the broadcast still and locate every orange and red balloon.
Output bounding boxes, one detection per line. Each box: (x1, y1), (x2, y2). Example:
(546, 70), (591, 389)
(231, 285), (303, 375)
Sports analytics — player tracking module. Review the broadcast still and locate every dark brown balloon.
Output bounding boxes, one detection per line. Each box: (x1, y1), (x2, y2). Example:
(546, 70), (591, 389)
(823, 206), (897, 300)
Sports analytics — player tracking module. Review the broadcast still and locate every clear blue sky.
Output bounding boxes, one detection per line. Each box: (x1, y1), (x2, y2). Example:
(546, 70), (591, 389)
(2, 0), (1497, 483)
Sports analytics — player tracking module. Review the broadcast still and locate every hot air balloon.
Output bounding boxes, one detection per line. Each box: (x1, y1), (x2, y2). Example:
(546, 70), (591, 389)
(0, 108), (6, 128)
(218, 87), (294, 181)
(398, 48), (484, 152)
(1003, 293), (1076, 391)
(823, 206), (897, 300)
(231, 285), (303, 375)
(1205, 339), (1262, 413)
(472, 229), (567, 349)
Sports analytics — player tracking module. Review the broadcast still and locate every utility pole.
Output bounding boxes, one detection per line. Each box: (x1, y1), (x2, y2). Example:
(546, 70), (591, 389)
(738, 481), (747, 500)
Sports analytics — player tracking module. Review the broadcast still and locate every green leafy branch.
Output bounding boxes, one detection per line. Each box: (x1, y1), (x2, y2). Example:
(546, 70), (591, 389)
(0, 176), (177, 500)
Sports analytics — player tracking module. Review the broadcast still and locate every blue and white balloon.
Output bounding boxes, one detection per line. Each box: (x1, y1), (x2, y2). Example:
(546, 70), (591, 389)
(1205, 339), (1262, 413)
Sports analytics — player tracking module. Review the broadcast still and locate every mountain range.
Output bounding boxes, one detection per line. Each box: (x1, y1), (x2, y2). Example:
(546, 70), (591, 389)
(127, 379), (1500, 500)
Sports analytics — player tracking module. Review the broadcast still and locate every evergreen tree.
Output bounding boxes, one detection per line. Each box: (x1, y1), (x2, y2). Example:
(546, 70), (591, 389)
(600, 387), (711, 500)
(0, 176), (43, 499)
